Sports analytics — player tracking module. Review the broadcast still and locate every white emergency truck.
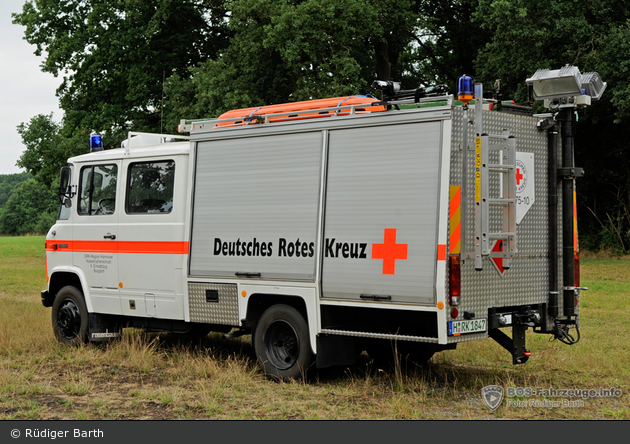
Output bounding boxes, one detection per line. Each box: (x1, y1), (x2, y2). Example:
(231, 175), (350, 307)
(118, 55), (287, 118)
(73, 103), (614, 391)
(43, 68), (603, 380)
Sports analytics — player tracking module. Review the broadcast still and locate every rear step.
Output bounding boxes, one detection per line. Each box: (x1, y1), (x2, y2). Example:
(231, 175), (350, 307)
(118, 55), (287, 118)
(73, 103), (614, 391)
(320, 328), (439, 343)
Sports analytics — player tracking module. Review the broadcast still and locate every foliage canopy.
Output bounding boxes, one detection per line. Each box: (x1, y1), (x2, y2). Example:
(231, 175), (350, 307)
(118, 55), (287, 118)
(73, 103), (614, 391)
(10, 0), (630, 249)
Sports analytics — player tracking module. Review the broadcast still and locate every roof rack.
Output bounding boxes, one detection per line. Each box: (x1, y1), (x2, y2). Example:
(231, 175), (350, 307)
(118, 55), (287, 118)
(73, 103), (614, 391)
(178, 95), (454, 133)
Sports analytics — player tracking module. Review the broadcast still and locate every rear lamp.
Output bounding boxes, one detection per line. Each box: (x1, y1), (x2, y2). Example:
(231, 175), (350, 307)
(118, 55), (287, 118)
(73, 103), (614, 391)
(449, 255), (461, 306)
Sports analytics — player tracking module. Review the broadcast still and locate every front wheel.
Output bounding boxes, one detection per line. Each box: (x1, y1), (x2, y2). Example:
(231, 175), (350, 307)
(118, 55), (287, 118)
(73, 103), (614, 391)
(51, 286), (89, 346)
(254, 304), (314, 381)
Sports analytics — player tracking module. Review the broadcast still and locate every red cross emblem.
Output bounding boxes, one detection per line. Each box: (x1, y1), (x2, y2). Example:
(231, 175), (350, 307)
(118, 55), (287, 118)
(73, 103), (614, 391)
(372, 228), (408, 275)
(516, 168), (523, 185)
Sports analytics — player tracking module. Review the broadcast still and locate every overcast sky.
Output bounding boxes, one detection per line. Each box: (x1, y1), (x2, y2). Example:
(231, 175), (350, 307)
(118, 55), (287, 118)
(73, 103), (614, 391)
(1, 0), (63, 175)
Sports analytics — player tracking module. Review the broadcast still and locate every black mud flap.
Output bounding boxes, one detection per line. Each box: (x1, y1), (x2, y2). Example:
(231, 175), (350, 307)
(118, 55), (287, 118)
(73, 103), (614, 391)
(41, 290), (53, 308)
(88, 313), (122, 342)
(316, 334), (356, 369)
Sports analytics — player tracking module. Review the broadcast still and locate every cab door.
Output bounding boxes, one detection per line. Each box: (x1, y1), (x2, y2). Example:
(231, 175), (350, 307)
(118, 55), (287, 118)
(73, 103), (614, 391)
(72, 162), (121, 314)
(117, 158), (186, 320)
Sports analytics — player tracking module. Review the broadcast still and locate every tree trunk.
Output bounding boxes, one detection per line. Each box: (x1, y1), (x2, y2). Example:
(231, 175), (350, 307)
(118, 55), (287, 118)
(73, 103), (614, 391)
(374, 40), (391, 81)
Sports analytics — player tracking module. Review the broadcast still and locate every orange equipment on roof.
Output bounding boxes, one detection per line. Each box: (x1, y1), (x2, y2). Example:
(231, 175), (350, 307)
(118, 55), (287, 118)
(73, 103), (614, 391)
(215, 95), (385, 127)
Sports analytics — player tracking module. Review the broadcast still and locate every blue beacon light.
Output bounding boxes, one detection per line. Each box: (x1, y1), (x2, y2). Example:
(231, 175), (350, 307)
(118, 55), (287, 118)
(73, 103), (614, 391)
(457, 75), (474, 106)
(90, 135), (103, 152)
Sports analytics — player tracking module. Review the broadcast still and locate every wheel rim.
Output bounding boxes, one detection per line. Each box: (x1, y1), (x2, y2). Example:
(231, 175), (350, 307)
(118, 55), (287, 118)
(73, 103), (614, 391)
(57, 299), (81, 340)
(264, 319), (300, 370)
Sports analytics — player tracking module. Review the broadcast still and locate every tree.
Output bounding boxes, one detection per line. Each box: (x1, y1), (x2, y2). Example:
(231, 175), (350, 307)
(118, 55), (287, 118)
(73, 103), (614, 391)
(473, 0), (630, 109)
(164, 0), (431, 125)
(16, 1), (483, 174)
(403, 0), (491, 92)
(13, 0), (231, 147)
(0, 173), (32, 208)
(473, 0), (630, 251)
(0, 179), (58, 236)
(16, 114), (69, 189)
(163, 0), (493, 128)
(16, 0), (629, 249)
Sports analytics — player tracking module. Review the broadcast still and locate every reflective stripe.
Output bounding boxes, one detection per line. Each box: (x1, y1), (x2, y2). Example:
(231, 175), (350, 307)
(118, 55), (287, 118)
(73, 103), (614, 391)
(573, 190), (578, 251)
(437, 244), (447, 261)
(46, 240), (189, 254)
(449, 185), (461, 254)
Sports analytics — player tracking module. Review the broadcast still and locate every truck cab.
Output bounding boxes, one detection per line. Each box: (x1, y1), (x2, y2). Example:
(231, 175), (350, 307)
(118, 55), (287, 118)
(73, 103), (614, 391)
(44, 134), (193, 342)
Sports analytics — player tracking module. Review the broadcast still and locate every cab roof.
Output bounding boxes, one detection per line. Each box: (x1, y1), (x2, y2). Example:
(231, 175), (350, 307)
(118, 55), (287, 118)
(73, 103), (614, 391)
(68, 141), (190, 165)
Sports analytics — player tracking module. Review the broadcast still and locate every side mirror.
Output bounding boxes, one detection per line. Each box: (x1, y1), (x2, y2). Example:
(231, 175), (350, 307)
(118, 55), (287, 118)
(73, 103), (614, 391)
(58, 167), (74, 205)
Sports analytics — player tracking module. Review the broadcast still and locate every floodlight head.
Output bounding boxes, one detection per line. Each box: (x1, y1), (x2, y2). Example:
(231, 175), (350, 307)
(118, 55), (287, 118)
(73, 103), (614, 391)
(579, 71), (607, 101)
(526, 66), (607, 105)
(372, 80), (401, 95)
(526, 66), (583, 101)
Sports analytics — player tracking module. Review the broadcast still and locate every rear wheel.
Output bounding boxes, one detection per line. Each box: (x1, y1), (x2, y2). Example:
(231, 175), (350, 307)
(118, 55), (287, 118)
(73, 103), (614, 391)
(51, 286), (89, 346)
(254, 304), (314, 381)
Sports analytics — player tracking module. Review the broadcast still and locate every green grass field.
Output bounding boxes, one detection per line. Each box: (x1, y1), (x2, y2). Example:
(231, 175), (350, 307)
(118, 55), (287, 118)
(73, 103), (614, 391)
(1, 236), (628, 420)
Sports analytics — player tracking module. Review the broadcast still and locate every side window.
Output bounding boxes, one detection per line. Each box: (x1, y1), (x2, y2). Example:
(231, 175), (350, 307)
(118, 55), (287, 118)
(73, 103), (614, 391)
(126, 161), (175, 214)
(58, 198), (72, 221)
(79, 164), (118, 215)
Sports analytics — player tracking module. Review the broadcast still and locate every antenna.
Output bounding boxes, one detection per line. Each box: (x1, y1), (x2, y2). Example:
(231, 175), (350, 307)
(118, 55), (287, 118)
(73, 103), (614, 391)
(161, 70), (165, 134)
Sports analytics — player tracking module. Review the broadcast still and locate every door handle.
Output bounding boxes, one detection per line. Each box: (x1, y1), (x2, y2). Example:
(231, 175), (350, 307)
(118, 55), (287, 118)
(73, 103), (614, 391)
(235, 272), (261, 278)
(360, 294), (392, 301)
(103, 234), (116, 240)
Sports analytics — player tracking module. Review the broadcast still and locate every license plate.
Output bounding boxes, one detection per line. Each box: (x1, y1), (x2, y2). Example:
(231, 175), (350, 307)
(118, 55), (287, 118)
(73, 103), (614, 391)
(449, 318), (487, 336)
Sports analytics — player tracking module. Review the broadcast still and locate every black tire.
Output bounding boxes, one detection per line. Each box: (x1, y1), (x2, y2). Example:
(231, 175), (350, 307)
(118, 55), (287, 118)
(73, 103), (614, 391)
(254, 304), (314, 381)
(51, 286), (89, 347)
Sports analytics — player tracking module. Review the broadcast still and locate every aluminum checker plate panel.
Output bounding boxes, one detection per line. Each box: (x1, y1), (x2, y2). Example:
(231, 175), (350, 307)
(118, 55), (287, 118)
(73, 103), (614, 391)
(447, 107), (563, 343)
(187, 282), (239, 326)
